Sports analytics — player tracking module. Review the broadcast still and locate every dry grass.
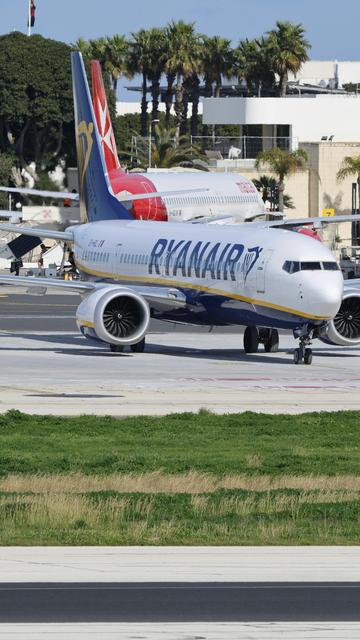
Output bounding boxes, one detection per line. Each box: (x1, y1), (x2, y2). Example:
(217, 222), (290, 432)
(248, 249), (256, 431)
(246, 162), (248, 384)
(2, 472), (360, 494)
(0, 484), (359, 544)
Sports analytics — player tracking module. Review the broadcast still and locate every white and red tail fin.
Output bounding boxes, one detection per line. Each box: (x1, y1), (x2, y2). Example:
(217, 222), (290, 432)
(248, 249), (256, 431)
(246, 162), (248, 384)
(91, 60), (123, 174)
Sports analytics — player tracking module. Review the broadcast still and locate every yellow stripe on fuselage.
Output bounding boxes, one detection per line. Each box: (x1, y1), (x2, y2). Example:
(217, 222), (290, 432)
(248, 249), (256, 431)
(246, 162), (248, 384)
(75, 259), (332, 321)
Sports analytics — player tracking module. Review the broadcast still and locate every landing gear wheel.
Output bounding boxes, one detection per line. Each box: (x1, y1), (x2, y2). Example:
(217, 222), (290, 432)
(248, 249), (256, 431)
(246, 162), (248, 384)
(293, 348), (301, 364)
(130, 337), (146, 353)
(244, 326), (259, 353)
(304, 348), (313, 365)
(109, 344), (124, 353)
(264, 329), (279, 353)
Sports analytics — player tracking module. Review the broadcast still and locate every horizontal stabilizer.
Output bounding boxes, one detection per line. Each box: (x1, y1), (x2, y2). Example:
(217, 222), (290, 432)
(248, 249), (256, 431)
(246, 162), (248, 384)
(0, 224), (73, 242)
(0, 186), (79, 200)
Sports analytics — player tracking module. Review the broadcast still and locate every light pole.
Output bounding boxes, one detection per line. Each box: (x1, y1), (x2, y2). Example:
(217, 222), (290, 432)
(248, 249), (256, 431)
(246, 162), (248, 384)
(148, 119), (159, 170)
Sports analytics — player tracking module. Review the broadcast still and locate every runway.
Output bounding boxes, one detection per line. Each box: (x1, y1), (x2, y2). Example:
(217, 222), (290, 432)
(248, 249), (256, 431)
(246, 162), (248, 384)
(0, 292), (360, 413)
(0, 582), (359, 622)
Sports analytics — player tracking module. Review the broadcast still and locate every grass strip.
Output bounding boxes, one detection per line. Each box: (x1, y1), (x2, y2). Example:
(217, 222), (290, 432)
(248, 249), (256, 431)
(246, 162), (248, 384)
(0, 489), (359, 545)
(0, 409), (359, 476)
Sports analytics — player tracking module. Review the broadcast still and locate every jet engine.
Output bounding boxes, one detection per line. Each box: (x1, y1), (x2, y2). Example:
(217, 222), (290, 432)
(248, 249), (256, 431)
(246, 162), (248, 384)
(76, 287), (150, 346)
(321, 288), (360, 346)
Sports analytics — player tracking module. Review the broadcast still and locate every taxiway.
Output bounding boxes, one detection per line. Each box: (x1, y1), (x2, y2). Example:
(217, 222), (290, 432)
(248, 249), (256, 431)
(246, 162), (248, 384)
(0, 292), (359, 414)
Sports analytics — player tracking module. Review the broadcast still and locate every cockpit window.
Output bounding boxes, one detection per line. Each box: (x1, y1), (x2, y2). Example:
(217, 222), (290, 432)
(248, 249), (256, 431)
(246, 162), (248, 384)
(300, 262), (322, 270)
(322, 261), (340, 271)
(282, 261), (300, 273)
(283, 260), (339, 273)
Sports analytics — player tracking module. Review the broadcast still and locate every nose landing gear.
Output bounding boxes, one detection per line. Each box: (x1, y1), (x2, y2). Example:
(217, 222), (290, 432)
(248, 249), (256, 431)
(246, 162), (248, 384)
(293, 333), (313, 365)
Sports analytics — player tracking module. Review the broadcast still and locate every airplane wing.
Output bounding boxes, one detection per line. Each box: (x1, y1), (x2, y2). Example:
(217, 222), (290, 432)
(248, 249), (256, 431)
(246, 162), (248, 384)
(344, 278), (360, 289)
(191, 215), (236, 224)
(115, 188), (208, 203)
(0, 210), (16, 219)
(0, 186), (79, 200)
(0, 275), (186, 310)
(0, 185), (208, 204)
(261, 214), (360, 229)
(0, 223), (73, 242)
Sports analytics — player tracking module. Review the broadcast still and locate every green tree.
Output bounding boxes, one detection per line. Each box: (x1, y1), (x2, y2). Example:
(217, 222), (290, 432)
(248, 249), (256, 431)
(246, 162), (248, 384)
(235, 37), (274, 96)
(123, 124), (207, 170)
(104, 35), (130, 94)
(0, 153), (15, 208)
(145, 28), (167, 122)
(266, 21), (310, 97)
(201, 35), (234, 98)
(0, 32), (74, 174)
(255, 148), (307, 211)
(253, 174), (295, 210)
(337, 155), (360, 211)
(165, 20), (201, 143)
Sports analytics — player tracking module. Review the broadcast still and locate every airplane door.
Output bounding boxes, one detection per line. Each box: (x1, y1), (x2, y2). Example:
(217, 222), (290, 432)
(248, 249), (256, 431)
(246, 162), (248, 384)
(256, 250), (273, 294)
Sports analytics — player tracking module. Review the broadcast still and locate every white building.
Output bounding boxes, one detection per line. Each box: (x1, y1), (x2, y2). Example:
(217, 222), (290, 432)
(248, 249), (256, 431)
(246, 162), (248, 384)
(203, 94), (360, 146)
(289, 60), (360, 88)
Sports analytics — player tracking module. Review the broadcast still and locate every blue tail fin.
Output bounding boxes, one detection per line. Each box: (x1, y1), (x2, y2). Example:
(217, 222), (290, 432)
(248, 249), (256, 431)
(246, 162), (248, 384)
(71, 52), (132, 223)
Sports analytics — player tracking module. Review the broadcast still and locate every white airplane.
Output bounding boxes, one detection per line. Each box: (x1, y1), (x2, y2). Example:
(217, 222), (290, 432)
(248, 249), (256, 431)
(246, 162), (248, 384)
(0, 52), (358, 365)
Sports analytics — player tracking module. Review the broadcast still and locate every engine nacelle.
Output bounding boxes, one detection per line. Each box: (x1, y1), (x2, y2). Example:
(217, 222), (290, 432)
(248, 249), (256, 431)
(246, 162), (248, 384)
(320, 289), (360, 346)
(76, 286), (150, 346)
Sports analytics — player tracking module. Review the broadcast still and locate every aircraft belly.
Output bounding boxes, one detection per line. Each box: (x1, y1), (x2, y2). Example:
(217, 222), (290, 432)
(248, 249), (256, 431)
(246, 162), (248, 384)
(154, 290), (319, 330)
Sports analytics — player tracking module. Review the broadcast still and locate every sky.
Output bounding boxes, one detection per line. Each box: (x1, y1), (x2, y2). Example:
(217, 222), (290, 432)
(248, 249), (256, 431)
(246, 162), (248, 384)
(2, 0), (360, 100)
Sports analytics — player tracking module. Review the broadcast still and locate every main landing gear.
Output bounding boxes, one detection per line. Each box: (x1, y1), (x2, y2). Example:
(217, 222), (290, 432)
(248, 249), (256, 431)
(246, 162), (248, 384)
(109, 337), (146, 353)
(243, 327), (279, 354)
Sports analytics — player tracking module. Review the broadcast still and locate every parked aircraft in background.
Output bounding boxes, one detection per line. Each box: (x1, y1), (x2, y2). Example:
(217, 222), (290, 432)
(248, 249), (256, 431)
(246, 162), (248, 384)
(0, 52), (359, 365)
(90, 60), (265, 222)
(0, 59), (265, 224)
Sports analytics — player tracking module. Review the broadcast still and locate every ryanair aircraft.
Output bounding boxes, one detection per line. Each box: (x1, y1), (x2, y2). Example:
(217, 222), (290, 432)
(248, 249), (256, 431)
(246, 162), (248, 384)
(0, 52), (358, 365)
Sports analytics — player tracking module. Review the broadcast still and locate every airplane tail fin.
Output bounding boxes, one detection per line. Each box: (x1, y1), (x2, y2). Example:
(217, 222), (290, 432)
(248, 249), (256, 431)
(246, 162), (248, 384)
(91, 60), (124, 175)
(71, 52), (132, 222)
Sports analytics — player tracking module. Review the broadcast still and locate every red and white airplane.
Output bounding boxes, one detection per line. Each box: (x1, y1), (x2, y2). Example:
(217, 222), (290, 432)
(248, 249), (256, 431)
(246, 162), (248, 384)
(0, 60), (265, 224)
(90, 61), (265, 222)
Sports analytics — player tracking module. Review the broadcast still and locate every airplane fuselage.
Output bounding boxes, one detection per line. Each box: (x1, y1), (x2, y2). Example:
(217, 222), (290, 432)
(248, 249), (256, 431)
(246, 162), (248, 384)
(109, 169), (265, 222)
(72, 220), (343, 332)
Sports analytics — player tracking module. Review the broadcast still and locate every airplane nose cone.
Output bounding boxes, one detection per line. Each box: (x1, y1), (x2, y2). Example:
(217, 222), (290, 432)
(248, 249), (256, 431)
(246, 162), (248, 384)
(309, 275), (343, 318)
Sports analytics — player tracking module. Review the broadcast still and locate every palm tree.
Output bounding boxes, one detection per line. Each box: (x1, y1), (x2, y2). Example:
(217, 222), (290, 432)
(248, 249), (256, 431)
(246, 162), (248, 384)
(266, 21), (310, 97)
(89, 37), (108, 66)
(151, 124), (207, 168)
(165, 20), (201, 143)
(337, 155), (360, 211)
(122, 124), (208, 170)
(74, 37), (91, 60)
(128, 30), (152, 137)
(235, 37), (274, 96)
(253, 175), (295, 210)
(104, 34), (130, 94)
(201, 35), (234, 98)
(255, 148), (308, 211)
(146, 28), (167, 122)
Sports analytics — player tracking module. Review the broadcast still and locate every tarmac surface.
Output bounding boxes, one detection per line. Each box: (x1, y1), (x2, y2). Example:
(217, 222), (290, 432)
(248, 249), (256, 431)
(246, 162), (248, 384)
(0, 582), (359, 622)
(0, 292), (360, 414)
